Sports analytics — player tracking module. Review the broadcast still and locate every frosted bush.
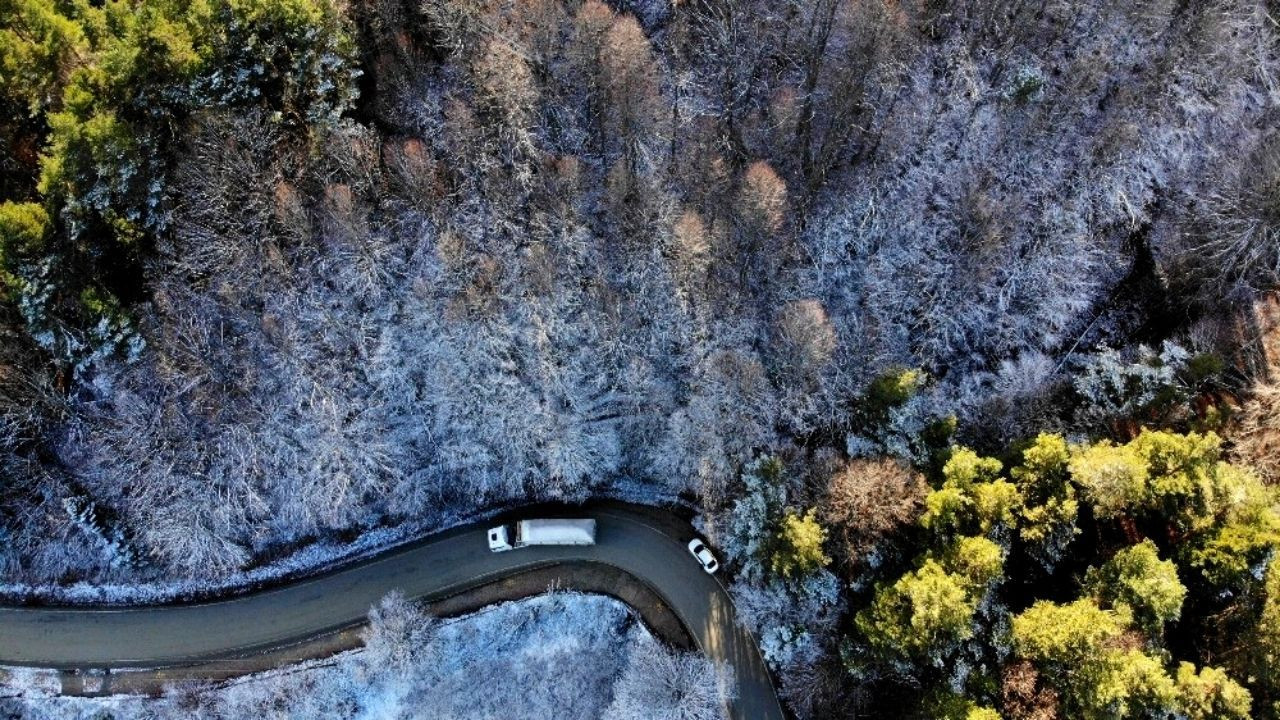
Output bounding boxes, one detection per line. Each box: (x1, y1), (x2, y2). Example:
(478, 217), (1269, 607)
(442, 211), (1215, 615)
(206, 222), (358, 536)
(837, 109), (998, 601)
(604, 634), (732, 720)
(1073, 342), (1192, 425)
(720, 459), (787, 583)
(731, 569), (843, 670)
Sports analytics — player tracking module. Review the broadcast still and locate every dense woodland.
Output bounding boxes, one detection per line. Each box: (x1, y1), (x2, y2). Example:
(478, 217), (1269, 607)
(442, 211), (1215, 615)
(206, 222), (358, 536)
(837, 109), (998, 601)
(3, 0), (1280, 718)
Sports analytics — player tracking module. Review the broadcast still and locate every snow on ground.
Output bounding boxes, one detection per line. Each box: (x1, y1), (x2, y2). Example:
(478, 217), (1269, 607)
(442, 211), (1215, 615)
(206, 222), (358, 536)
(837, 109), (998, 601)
(0, 667), (62, 698)
(0, 592), (731, 720)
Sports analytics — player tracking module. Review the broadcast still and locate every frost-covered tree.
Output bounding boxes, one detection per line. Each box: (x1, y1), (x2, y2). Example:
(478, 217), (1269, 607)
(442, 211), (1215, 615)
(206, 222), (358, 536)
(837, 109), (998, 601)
(770, 299), (836, 386)
(1172, 135), (1280, 300)
(361, 591), (436, 676)
(1072, 343), (1195, 429)
(472, 39), (539, 148)
(603, 635), (732, 720)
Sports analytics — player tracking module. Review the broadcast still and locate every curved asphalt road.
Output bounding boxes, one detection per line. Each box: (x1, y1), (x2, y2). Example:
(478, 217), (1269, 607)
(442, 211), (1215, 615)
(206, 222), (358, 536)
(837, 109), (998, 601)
(0, 505), (784, 720)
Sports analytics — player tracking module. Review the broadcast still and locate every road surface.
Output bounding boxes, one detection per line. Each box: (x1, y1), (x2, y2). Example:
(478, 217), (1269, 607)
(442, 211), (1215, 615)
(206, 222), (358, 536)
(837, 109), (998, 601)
(0, 505), (785, 720)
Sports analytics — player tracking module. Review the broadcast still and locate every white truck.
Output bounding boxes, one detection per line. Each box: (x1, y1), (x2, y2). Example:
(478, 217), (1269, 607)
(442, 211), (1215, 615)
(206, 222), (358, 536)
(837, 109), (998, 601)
(487, 518), (597, 552)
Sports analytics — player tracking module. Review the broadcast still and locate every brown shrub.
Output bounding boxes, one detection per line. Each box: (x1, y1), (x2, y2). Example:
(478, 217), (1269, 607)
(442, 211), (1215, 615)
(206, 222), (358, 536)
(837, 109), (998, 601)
(1001, 660), (1060, 720)
(1233, 381), (1280, 484)
(820, 456), (926, 569)
(1232, 293), (1280, 483)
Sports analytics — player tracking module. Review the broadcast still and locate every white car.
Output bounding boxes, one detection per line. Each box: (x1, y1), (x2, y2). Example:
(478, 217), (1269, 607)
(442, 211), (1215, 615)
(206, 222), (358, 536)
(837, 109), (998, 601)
(687, 538), (719, 574)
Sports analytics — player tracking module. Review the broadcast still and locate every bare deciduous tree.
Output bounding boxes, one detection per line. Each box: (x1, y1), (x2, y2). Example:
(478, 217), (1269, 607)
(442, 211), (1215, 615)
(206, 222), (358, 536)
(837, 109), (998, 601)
(1177, 136), (1280, 300)
(600, 15), (664, 163)
(473, 38), (539, 141)
(771, 299), (836, 385)
(821, 457), (927, 571)
(604, 636), (734, 720)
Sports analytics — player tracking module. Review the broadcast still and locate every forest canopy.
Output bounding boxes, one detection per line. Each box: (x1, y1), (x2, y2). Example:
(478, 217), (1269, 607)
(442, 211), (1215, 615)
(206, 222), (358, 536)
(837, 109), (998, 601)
(2, 0), (1280, 718)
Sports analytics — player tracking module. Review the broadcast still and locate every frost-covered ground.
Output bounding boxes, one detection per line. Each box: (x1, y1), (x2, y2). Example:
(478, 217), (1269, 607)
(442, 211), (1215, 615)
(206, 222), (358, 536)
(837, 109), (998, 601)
(0, 592), (731, 720)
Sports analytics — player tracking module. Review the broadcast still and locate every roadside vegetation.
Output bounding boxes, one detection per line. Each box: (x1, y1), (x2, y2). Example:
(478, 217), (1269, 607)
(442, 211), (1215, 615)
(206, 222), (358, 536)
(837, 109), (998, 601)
(3, 0), (1280, 718)
(0, 592), (730, 720)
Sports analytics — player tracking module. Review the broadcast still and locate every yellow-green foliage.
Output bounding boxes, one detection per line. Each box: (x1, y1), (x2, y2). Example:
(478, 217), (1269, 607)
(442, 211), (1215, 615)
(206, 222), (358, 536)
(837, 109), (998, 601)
(1016, 432), (1071, 481)
(1186, 468), (1280, 587)
(1068, 440), (1150, 519)
(1263, 561), (1280, 650)
(1012, 600), (1170, 718)
(860, 367), (927, 430)
(857, 536), (1003, 663)
(857, 558), (977, 660)
(935, 535), (1004, 588)
(6, 0), (356, 225)
(770, 508), (830, 578)
(1175, 663), (1252, 720)
(1095, 649), (1179, 718)
(0, 201), (49, 258)
(1012, 598), (1128, 666)
(1068, 430), (1280, 588)
(925, 693), (1003, 720)
(942, 447), (1004, 486)
(1013, 598), (1252, 719)
(1085, 540), (1186, 636)
(867, 367), (925, 409)
(1130, 430), (1230, 524)
(866, 429), (1272, 718)
(1070, 430), (1238, 527)
(1011, 433), (1080, 567)
(1018, 494), (1078, 554)
(0, 0), (88, 114)
(0, 200), (48, 294)
(922, 447), (1022, 537)
(231, 0), (325, 25)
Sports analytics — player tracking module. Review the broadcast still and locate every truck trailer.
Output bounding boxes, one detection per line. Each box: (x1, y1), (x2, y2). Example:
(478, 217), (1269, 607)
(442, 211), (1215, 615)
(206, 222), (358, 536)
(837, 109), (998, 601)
(487, 518), (597, 552)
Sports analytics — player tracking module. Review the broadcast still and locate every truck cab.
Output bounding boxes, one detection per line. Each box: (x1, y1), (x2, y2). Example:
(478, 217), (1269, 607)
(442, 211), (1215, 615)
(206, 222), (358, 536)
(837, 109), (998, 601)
(488, 525), (514, 552)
